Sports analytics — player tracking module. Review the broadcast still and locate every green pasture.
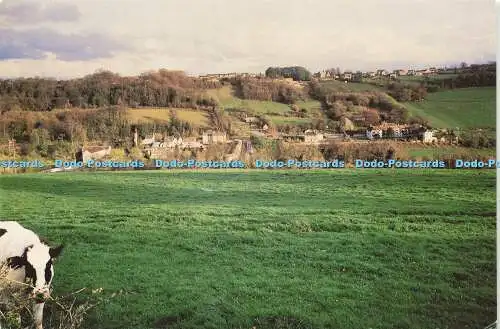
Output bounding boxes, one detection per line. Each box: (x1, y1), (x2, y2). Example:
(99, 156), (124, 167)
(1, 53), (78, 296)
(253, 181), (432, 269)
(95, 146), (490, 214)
(0, 170), (495, 329)
(404, 87), (496, 129)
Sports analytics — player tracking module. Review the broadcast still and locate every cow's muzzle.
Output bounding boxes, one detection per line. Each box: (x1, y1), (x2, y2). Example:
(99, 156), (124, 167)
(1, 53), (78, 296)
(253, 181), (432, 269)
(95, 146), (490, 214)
(31, 288), (51, 303)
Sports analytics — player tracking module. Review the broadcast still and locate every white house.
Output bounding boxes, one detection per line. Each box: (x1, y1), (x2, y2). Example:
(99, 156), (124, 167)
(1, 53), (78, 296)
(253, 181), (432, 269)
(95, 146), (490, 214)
(163, 136), (183, 148)
(366, 128), (383, 140)
(202, 130), (227, 145)
(422, 130), (437, 143)
(141, 137), (155, 146)
(78, 146), (112, 162)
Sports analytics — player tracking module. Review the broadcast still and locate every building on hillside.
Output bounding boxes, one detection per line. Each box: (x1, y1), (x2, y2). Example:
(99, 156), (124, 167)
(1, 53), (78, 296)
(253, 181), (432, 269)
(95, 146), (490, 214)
(395, 69), (408, 76)
(281, 130), (324, 143)
(244, 116), (259, 124)
(202, 130), (227, 145)
(163, 135), (183, 148)
(366, 123), (411, 140)
(376, 69), (390, 76)
(422, 130), (437, 143)
(140, 137), (155, 147)
(366, 127), (383, 140)
(303, 130), (324, 143)
(181, 141), (206, 150)
(341, 72), (352, 81)
(76, 145), (112, 162)
(314, 70), (335, 80)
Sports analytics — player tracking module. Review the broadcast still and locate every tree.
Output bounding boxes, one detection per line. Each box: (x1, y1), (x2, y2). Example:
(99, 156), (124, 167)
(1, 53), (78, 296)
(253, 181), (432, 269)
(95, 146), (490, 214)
(362, 108), (380, 125)
(264, 66), (312, 81)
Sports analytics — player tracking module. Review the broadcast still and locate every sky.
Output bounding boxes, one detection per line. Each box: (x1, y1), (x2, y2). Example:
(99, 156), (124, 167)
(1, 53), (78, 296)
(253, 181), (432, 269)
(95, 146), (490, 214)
(0, 0), (496, 78)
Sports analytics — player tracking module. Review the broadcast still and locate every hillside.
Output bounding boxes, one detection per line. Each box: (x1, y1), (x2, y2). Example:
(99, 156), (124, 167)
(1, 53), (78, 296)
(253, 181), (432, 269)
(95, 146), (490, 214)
(205, 86), (324, 126)
(126, 108), (210, 127)
(403, 87), (495, 129)
(315, 80), (384, 92)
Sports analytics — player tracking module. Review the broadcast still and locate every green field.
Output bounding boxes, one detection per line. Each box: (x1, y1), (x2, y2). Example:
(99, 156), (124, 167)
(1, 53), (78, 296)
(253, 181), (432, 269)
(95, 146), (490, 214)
(127, 108), (210, 126)
(206, 87), (291, 115)
(205, 86), (323, 126)
(404, 145), (496, 159)
(399, 74), (460, 83)
(317, 80), (383, 92)
(0, 170), (495, 329)
(404, 87), (496, 129)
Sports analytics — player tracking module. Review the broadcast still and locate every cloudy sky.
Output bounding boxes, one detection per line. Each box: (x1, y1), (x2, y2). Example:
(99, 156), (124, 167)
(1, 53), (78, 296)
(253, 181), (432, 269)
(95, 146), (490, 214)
(0, 0), (496, 78)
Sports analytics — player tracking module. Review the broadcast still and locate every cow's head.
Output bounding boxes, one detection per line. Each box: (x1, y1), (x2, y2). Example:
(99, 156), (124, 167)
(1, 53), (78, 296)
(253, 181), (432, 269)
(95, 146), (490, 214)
(7, 243), (64, 302)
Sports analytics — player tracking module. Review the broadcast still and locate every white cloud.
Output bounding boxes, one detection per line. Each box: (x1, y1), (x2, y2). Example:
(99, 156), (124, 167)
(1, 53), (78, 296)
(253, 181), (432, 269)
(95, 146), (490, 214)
(0, 0), (495, 78)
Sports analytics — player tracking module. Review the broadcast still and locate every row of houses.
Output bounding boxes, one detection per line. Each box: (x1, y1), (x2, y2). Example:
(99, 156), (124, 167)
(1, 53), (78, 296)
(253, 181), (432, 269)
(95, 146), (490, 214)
(141, 130), (227, 149)
(198, 72), (262, 81)
(365, 123), (446, 143)
(280, 129), (325, 144)
(314, 66), (441, 81)
(278, 126), (442, 144)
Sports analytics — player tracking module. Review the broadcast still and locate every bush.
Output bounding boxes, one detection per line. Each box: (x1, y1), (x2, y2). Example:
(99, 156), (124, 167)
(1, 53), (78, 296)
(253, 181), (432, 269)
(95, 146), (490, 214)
(0, 264), (100, 329)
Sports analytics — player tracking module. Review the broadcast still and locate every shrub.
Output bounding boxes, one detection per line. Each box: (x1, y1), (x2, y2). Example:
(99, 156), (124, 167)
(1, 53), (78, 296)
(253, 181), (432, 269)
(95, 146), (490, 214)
(0, 264), (99, 329)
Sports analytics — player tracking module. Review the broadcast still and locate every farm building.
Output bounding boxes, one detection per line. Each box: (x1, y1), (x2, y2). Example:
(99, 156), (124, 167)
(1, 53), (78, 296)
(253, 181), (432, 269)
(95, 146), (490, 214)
(163, 135), (183, 148)
(202, 130), (227, 145)
(281, 130), (324, 143)
(366, 127), (383, 140)
(422, 130), (438, 143)
(303, 130), (324, 143)
(181, 141), (205, 150)
(140, 137), (155, 147)
(244, 116), (259, 124)
(76, 146), (112, 162)
(366, 123), (411, 140)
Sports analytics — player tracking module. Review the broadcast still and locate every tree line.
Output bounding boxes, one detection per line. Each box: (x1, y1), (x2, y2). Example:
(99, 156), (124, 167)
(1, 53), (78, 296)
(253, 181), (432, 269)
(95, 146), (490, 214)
(308, 81), (410, 124)
(264, 66), (312, 81)
(424, 69), (496, 91)
(0, 69), (221, 112)
(0, 106), (197, 156)
(231, 77), (307, 104)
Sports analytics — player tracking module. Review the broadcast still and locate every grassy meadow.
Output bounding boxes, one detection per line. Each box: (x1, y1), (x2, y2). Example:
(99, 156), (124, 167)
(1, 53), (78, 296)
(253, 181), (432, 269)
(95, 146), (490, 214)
(126, 108), (211, 126)
(404, 87), (496, 129)
(316, 80), (383, 92)
(0, 170), (496, 329)
(404, 144), (496, 159)
(206, 86), (289, 114)
(205, 86), (322, 126)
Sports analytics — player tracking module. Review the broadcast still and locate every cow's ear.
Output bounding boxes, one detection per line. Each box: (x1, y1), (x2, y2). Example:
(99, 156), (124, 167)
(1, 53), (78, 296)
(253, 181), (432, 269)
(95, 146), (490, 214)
(49, 245), (64, 259)
(7, 256), (26, 269)
(0, 229), (6, 238)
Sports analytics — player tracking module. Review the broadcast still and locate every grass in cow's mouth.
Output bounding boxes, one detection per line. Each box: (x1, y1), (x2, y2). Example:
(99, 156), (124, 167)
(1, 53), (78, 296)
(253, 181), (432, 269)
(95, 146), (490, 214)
(0, 169), (496, 329)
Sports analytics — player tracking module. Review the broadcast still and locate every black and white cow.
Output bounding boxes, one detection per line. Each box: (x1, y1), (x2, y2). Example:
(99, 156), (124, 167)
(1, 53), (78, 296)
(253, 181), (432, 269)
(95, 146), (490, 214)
(0, 221), (64, 329)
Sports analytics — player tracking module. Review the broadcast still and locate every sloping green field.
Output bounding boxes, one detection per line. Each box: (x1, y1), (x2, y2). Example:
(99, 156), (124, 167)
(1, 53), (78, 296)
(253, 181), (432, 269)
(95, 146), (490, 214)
(0, 170), (495, 329)
(127, 108), (211, 126)
(206, 86), (290, 115)
(205, 86), (323, 126)
(317, 80), (383, 92)
(404, 87), (496, 128)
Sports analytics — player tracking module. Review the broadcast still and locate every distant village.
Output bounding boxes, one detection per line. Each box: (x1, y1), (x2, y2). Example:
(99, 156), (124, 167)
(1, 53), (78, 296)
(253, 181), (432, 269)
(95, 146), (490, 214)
(311, 67), (443, 82)
(78, 118), (454, 163)
(198, 66), (457, 83)
(70, 65), (467, 163)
